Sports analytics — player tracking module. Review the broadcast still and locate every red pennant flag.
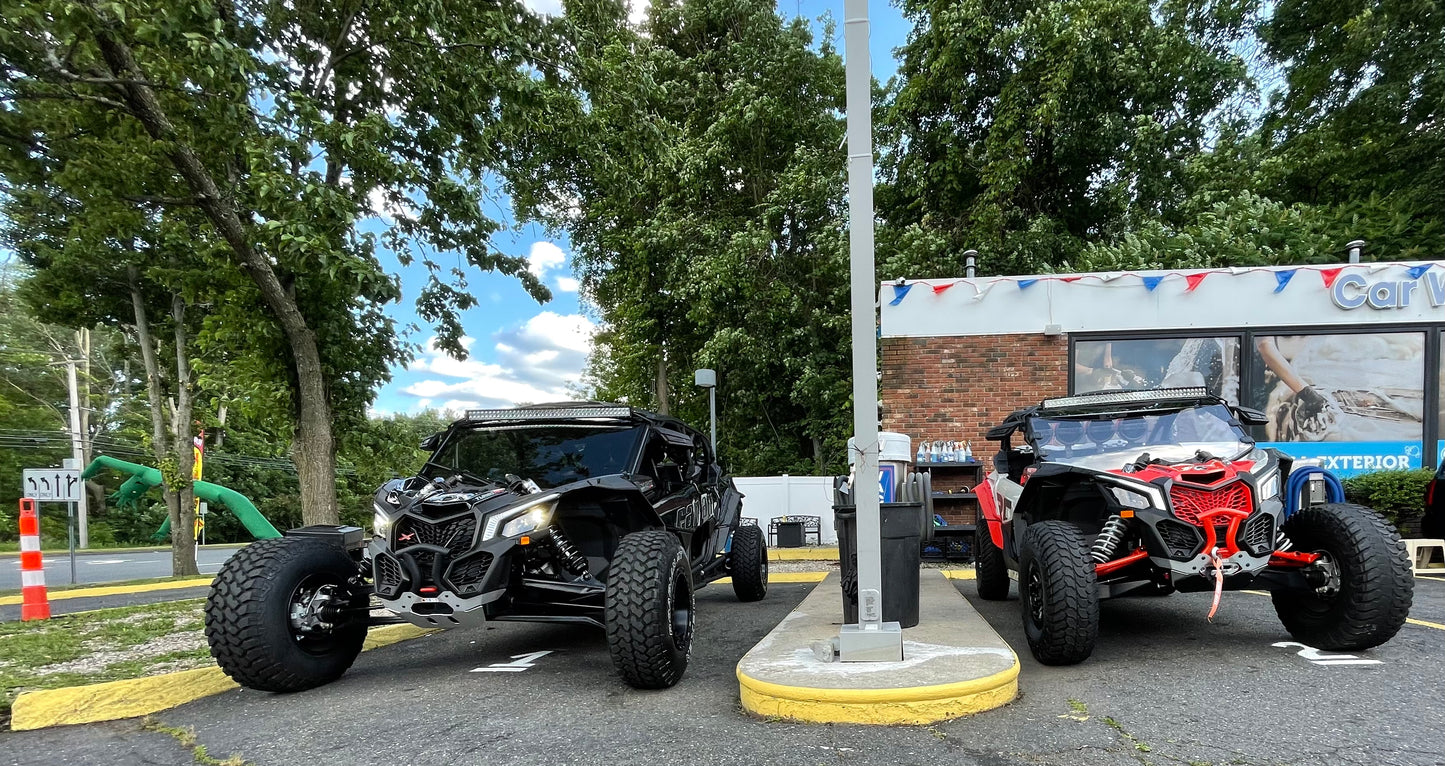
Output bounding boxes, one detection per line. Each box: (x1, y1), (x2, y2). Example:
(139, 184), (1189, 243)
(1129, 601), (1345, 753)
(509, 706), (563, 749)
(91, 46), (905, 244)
(1185, 273), (1207, 292)
(1320, 267), (1344, 288)
(1060, 276), (1083, 283)
(932, 283), (954, 294)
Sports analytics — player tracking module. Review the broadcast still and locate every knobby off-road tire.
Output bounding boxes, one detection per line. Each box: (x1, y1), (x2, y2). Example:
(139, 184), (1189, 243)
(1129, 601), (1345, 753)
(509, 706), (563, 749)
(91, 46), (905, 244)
(1272, 502), (1413, 651)
(1019, 521), (1099, 665)
(975, 522), (1011, 601)
(205, 537), (368, 693)
(728, 525), (768, 602)
(605, 530), (695, 689)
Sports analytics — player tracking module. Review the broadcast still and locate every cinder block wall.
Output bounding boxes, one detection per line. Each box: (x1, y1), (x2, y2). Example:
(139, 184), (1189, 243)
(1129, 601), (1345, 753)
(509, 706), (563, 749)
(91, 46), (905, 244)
(881, 333), (1069, 523)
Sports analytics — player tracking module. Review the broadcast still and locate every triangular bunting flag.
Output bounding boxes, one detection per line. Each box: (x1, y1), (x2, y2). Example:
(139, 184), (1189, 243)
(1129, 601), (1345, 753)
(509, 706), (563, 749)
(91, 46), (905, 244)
(970, 281), (999, 301)
(888, 283), (913, 305)
(1060, 276), (1083, 283)
(932, 282), (954, 294)
(1319, 267), (1344, 288)
(1274, 270), (1296, 293)
(1408, 264), (1431, 279)
(1018, 279), (1038, 290)
(1185, 273), (1207, 292)
(1142, 276), (1164, 291)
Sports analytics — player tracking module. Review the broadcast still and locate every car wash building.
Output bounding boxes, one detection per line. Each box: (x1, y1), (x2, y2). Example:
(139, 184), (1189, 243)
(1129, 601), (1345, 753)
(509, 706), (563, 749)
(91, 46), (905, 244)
(880, 260), (1445, 524)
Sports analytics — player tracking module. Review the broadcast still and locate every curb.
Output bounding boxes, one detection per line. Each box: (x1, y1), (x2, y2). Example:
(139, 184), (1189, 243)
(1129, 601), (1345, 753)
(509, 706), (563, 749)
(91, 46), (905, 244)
(737, 663), (1020, 725)
(0, 544), (246, 559)
(0, 578), (215, 607)
(735, 570), (1016, 725)
(9, 624), (435, 731)
(769, 547), (839, 561)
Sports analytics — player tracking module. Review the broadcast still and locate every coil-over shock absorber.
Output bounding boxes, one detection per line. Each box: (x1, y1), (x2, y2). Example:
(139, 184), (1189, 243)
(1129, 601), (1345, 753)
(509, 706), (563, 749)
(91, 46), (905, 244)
(1091, 514), (1129, 563)
(549, 528), (590, 576)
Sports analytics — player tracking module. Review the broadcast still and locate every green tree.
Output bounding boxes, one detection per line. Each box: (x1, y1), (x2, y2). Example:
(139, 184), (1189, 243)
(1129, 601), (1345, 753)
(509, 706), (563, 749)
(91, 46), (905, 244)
(1257, 0), (1445, 259)
(509, 0), (853, 473)
(878, 0), (1254, 277)
(1, 0), (563, 524)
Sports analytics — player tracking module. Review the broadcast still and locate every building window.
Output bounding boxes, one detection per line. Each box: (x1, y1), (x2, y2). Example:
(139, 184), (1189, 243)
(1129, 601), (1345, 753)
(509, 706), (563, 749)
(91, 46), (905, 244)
(1073, 337), (1241, 404)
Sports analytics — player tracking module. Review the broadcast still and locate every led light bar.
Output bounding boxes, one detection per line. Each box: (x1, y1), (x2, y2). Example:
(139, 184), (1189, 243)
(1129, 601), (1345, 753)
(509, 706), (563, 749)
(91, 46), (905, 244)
(1040, 387), (1209, 411)
(464, 406), (633, 422)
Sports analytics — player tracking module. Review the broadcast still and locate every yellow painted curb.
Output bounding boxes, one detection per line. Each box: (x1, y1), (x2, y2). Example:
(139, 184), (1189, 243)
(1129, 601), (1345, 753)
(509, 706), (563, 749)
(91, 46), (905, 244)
(0, 578), (215, 606)
(940, 569), (976, 580)
(737, 660), (1020, 725)
(769, 547), (839, 561)
(9, 624), (436, 731)
(715, 572), (829, 585)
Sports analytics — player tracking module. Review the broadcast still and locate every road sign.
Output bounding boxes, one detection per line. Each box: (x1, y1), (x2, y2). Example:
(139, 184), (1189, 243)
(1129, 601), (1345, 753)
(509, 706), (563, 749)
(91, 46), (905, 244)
(22, 469), (83, 502)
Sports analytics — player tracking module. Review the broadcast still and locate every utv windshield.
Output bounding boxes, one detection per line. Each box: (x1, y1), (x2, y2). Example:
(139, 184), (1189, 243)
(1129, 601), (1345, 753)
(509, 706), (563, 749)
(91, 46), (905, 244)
(1026, 404), (1253, 471)
(428, 425), (645, 489)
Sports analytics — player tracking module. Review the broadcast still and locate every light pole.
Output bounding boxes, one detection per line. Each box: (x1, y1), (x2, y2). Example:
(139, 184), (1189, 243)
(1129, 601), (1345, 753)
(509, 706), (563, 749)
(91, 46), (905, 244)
(838, 0), (901, 661)
(694, 369), (717, 453)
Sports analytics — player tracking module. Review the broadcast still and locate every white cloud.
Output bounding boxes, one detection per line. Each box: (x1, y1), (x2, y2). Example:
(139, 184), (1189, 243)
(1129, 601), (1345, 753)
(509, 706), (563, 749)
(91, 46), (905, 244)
(556, 276), (579, 293)
(523, 0), (648, 25)
(400, 312), (596, 409)
(526, 241), (567, 280)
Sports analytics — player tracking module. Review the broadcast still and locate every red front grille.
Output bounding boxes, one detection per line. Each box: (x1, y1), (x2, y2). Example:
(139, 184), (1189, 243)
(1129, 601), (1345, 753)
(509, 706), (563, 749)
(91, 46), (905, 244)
(1168, 482), (1253, 526)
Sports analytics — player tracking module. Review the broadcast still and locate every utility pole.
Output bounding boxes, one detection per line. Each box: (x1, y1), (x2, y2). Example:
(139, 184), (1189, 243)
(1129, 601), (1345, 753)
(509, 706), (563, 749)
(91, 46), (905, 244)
(66, 358), (89, 548)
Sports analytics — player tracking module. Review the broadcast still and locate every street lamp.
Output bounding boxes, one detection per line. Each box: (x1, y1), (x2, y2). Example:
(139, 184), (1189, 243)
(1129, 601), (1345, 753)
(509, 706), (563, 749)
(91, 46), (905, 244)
(694, 369), (717, 453)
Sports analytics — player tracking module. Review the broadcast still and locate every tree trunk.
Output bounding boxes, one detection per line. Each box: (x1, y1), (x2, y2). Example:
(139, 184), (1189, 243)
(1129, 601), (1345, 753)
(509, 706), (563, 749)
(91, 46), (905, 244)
(92, 15), (339, 525)
(170, 295), (198, 576)
(655, 350), (669, 415)
(128, 267), (195, 575)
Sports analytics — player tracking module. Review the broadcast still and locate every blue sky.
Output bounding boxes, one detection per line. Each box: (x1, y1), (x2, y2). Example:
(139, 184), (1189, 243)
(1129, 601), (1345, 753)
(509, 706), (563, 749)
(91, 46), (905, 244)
(370, 0), (911, 416)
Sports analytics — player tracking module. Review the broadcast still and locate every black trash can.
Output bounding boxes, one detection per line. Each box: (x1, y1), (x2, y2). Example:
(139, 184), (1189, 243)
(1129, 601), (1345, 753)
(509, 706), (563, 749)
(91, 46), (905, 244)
(835, 501), (923, 629)
(776, 521), (805, 548)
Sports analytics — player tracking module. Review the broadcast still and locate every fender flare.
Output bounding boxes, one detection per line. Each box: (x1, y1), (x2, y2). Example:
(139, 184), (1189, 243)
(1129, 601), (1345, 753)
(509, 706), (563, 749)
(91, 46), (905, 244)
(975, 479), (1005, 549)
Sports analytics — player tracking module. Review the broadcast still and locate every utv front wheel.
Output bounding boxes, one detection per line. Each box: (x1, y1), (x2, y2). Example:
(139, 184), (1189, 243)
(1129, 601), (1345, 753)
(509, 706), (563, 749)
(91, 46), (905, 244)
(605, 530), (695, 689)
(205, 537), (368, 692)
(1019, 521), (1099, 665)
(975, 523), (1010, 600)
(728, 525), (768, 602)
(1272, 503), (1413, 650)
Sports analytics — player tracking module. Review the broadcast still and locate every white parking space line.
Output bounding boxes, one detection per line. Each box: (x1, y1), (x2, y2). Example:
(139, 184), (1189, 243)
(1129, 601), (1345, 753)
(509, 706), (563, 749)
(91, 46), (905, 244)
(85, 559), (130, 565)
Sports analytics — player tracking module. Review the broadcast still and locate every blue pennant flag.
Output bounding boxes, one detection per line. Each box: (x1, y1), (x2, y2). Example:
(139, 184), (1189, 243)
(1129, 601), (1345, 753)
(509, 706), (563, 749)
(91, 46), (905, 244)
(889, 283), (913, 305)
(1274, 270), (1296, 293)
(1408, 264), (1431, 279)
(1018, 279), (1038, 290)
(1141, 276), (1164, 291)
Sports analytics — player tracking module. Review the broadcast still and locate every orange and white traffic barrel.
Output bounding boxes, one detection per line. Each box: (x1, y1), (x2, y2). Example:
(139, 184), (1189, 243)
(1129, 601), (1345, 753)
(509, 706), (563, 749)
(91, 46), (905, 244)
(17, 498), (50, 621)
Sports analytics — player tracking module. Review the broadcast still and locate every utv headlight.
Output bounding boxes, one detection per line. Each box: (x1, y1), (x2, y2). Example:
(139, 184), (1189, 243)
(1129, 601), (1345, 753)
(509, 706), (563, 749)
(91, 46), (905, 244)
(372, 503), (396, 537)
(1109, 486), (1153, 510)
(483, 494), (560, 540)
(1256, 470), (1280, 501)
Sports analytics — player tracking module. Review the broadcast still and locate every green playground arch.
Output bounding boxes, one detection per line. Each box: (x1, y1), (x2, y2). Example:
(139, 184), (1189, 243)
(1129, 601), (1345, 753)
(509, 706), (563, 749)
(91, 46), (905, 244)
(82, 455), (282, 540)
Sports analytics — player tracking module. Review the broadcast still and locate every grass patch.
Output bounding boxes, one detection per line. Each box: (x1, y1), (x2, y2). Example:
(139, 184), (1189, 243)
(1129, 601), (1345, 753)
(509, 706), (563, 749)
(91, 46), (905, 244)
(143, 717), (250, 766)
(0, 598), (213, 723)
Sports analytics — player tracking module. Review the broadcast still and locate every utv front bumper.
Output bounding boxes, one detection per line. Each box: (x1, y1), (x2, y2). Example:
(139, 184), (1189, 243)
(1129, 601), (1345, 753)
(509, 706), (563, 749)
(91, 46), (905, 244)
(368, 528), (516, 628)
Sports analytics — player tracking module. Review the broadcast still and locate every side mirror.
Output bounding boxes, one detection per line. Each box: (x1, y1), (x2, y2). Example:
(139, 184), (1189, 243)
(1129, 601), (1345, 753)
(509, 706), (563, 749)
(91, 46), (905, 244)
(1232, 406), (1267, 427)
(419, 433), (441, 451)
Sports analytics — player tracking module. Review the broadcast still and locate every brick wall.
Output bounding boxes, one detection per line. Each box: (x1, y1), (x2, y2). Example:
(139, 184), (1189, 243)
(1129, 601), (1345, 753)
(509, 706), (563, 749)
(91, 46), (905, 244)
(881, 333), (1069, 524)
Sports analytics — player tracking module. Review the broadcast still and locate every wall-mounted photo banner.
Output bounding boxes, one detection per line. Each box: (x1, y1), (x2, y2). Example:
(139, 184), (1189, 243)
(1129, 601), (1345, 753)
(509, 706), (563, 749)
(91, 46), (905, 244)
(1074, 338), (1241, 405)
(1249, 333), (1424, 444)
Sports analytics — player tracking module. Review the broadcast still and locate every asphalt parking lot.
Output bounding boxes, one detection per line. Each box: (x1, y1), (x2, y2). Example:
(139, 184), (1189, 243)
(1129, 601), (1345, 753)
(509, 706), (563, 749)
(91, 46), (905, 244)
(5, 576), (1444, 766)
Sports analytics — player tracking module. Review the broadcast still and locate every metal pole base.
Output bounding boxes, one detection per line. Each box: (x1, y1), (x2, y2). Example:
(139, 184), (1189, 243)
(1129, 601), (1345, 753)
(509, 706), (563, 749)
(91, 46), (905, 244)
(837, 622), (904, 662)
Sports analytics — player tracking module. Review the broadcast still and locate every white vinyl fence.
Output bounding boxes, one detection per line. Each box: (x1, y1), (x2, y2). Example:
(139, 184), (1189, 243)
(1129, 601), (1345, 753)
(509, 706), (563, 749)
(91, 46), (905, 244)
(733, 475), (837, 545)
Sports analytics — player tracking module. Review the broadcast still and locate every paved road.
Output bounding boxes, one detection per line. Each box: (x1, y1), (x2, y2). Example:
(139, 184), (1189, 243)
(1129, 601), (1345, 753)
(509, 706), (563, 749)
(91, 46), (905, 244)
(6, 575), (1444, 765)
(0, 548), (240, 590)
